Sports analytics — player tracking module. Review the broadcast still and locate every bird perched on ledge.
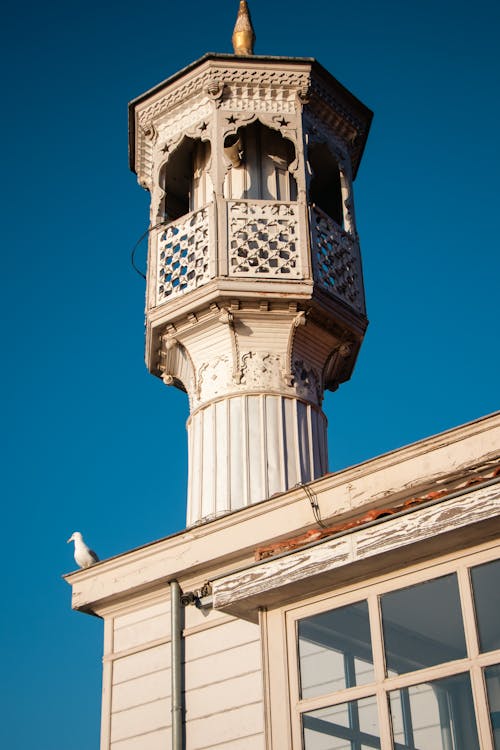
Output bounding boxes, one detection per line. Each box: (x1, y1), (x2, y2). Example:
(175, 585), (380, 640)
(67, 531), (99, 569)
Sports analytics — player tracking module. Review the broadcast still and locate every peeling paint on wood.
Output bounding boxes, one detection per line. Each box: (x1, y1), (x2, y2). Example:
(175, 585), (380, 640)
(212, 484), (500, 612)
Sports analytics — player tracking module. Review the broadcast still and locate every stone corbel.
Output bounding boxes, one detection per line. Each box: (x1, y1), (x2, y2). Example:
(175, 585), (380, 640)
(138, 174), (152, 191)
(141, 122), (158, 144)
(158, 333), (197, 404)
(151, 185), (166, 223)
(217, 306), (242, 383)
(297, 84), (311, 106)
(291, 359), (322, 405)
(283, 309), (307, 386)
(322, 341), (354, 392)
(206, 80), (224, 107)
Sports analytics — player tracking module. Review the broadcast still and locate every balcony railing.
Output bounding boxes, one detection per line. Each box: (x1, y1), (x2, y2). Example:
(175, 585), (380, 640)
(227, 199), (302, 278)
(157, 205), (211, 304)
(310, 206), (365, 314)
(154, 201), (364, 314)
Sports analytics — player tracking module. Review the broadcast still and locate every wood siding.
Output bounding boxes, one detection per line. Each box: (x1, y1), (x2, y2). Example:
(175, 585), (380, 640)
(110, 600), (171, 750)
(105, 597), (264, 750)
(184, 617), (265, 749)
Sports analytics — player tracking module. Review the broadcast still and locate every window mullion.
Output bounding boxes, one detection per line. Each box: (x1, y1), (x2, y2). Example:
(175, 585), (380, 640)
(470, 665), (495, 750)
(368, 594), (386, 683)
(285, 612), (304, 750)
(368, 594), (393, 750)
(458, 565), (480, 658)
(457, 565), (495, 749)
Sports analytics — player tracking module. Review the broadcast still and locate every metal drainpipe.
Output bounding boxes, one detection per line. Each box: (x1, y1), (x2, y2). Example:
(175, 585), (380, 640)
(170, 580), (182, 750)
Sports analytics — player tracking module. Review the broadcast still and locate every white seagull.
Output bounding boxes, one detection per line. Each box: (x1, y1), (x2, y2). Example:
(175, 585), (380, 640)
(67, 531), (99, 569)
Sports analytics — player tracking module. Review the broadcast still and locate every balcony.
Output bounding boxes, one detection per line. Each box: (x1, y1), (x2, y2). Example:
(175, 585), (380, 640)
(154, 201), (364, 316)
(310, 206), (365, 314)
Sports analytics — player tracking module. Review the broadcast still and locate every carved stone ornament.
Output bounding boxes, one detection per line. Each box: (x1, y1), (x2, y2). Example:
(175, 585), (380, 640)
(197, 355), (233, 403)
(218, 308), (234, 326)
(155, 99), (212, 152)
(141, 123), (158, 145)
(292, 359), (322, 405)
(338, 342), (353, 358)
(240, 351), (283, 390)
(322, 341), (355, 393)
(163, 335), (178, 351)
(206, 79), (224, 104)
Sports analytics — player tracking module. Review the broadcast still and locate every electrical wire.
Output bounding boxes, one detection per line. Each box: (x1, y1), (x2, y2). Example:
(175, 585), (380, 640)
(130, 219), (169, 280)
(299, 482), (328, 528)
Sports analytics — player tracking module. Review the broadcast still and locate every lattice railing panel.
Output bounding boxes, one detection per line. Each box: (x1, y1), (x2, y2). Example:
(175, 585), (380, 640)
(228, 201), (301, 277)
(157, 207), (211, 303)
(310, 206), (364, 313)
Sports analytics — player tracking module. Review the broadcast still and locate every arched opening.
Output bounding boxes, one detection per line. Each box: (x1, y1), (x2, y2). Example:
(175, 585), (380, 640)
(308, 143), (343, 227)
(162, 137), (212, 220)
(223, 121), (297, 202)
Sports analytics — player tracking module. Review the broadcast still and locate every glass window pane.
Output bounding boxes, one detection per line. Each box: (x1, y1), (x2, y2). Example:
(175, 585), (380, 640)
(381, 574), (466, 675)
(471, 559), (500, 652)
(485, 664), (500, 750)
(298, 601), (374, 699)
(303, 695), (380, 749)
(389, 673), (480, 750)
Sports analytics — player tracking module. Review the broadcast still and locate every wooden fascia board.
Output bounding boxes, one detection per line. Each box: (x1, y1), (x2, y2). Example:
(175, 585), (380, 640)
(64, 412), (499, 613)
(211, 482), (500, 619)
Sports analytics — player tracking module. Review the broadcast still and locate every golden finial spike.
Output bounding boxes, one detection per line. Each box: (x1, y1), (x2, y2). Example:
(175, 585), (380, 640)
(232, 0), (256, 56)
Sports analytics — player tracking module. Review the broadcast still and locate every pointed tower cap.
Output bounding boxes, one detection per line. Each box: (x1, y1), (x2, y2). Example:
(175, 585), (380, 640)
(232, 0), (256, 56)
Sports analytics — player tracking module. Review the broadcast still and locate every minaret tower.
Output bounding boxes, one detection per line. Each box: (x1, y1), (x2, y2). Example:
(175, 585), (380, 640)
(128, 3), (372, 526)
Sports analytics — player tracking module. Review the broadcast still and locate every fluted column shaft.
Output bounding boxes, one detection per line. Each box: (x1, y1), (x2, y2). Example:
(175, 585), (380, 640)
(186, 393), (328, 526)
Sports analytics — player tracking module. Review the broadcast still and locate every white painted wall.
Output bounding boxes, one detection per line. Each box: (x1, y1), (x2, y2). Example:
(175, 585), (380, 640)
(103, 597), (264, 750)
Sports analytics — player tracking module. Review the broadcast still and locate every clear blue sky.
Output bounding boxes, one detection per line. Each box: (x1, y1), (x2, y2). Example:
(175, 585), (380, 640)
(1, 1), (498, 747)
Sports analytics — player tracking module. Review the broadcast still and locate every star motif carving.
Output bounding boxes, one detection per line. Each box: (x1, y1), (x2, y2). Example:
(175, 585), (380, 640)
(161, 143), (170, 153)
(226, 115), (237, 124)
(199, 121), (208, 131)
(278, 118), (289, 127)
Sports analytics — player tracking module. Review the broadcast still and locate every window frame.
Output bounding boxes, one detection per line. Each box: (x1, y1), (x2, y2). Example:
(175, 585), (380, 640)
(266, 540), (500, 750)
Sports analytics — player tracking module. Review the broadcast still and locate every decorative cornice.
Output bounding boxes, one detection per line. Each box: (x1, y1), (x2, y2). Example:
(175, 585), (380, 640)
(137, 66), (311, 130)
(132, 59), (371, 186)
(129, 54), (372, 175)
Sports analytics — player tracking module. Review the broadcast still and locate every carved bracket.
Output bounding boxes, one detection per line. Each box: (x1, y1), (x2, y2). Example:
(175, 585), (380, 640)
(158, 333), (198, 407)
(283, 309), (307, 385)
(217, 305), (241, 383)
(322, 341), (354, 392)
